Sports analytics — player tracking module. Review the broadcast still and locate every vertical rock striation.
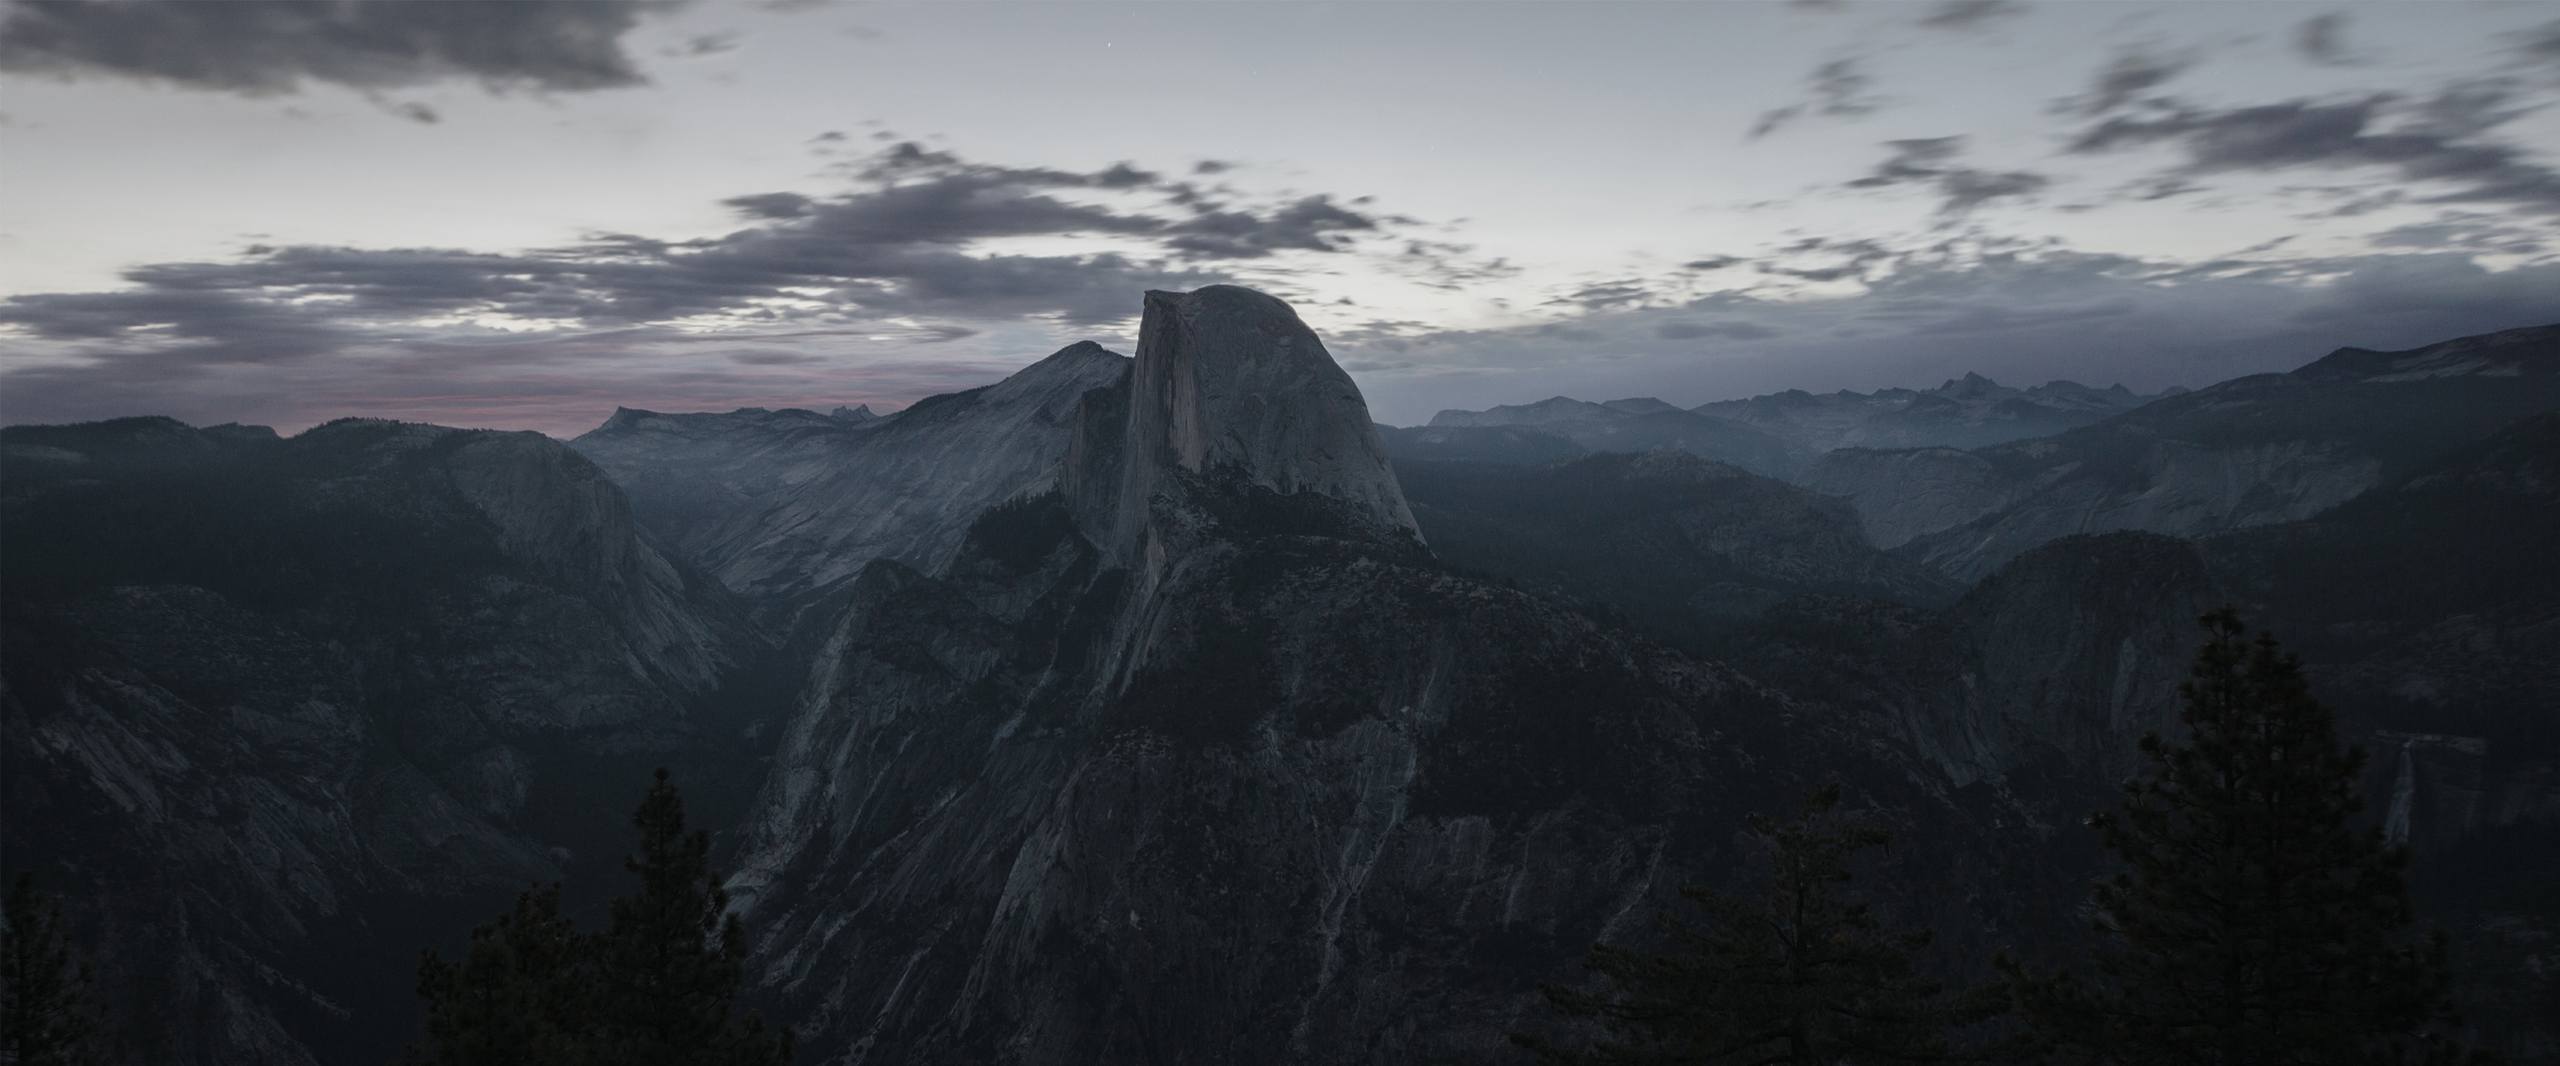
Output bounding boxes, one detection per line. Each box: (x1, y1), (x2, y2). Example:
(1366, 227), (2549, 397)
(1080, 286), (1419, 562)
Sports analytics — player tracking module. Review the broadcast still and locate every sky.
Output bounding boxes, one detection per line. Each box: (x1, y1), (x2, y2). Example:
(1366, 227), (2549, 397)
(3, 0), (2559, 435)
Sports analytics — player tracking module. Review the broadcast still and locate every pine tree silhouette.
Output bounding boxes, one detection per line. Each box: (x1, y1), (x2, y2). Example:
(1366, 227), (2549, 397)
(413, 883), (588, 1066)
(2, 873), (103, 1066)
(2006, 609), (2485, 1065)
(590, 768), (791, 1066)
(1514, 783), (2002, 1064)
(408, 769), (791, 1066)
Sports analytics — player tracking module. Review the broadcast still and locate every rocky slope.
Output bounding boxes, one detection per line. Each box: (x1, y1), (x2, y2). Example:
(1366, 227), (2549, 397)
(573, 342), (1130, 627)
(1812, 324), (2560, 577)
(0, 418), (776, 1066)
(724, 288), (2046, 1064)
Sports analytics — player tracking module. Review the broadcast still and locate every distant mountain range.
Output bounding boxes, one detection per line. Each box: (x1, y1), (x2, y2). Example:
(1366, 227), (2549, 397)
(1403, 372), (2177, 478)
(1813, 324), (2560, 579)
(5, 298), (2556, 1064)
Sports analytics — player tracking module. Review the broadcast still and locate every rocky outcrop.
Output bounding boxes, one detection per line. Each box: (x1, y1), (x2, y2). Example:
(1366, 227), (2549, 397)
(575, 343), (1129, 626)
(0, 417), (774, 1066)
(726, 289), (2045, 1064)
(1079, 286), (1418, 562)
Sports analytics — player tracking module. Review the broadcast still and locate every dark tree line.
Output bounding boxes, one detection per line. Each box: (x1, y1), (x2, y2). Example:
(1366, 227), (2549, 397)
(1519, 609), (2486, 1065)
(407, 768), (791, 1066)
(2, 873), (103, 1066)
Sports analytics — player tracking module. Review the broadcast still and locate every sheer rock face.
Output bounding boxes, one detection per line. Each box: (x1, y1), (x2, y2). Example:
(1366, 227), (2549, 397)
(1086, 286), (1419, 561)
(575, 343), (1129, 628)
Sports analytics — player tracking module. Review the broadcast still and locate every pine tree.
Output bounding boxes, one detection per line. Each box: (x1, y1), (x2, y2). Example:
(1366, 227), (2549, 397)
(413, 883), (590, 1066)
(1, 873), (102, 1066)
(407, 769), (790, 1066)
(589, 768), (792, 1066)
(2007, 609), (2481, 1065)
(1514, 783), (2003, 1064)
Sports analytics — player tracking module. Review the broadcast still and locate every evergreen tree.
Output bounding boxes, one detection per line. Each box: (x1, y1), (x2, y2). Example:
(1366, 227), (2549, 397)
(1514, 783), (2002, 1064)
(589, 768), (791, 1066)
(2007, 609), (2480, 1065)
(1, 873), (102, 1066)
(413, 883), (589, 1066)
(408, 769), (790, 1066)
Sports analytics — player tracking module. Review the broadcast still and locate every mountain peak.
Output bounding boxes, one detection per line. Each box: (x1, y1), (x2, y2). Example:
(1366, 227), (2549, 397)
(1092, 285), (1417, 557)
(2294, 323), (2559, 383)
(830, 404), (878, 422)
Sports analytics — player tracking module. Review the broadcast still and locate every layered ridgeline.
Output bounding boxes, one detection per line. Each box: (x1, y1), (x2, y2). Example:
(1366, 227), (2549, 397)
(0, 418), (779, 1066)
(1414, 396), (1803, 478)
(1425, 415), (2560, 1053)
(1695, 374), (2169, 454)
(1396, 450), (1962, 649)
(1402, 372), (2167, 478)
(1810, 324), (2560, 579)
(572, 342), (1130, 629)
(724, 287), (2045, 1063)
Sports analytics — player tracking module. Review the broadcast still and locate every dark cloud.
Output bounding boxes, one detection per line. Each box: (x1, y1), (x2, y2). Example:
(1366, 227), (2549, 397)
(1919, 0), (2025, 32)
(2513, 19), (2560, 68)
(1681, 256), (1743, 271)
(2064, 48), (2195, 116)
(1749, 56), (1878, 139)
(721, 192), (816, 220)
(2413, 79), (2541, 139)
(2368, 212), (2547, 256)
(1547, 280), (1657, 312)
(1192, 159), (1237, 175)
(0, 286), (357, 364)
(1397, 240), (1520, 291)
(668, 32), (739, 59)
(1846, 137), (2052, 215)
(2295, 13), (2354, 66)
(2068, 95), (2560, 215)
(1163, 195), (1379, 259)
(0, 141), (1500, 429)
(1655, 320), (1780, 341)
(0, 0), (665, 95)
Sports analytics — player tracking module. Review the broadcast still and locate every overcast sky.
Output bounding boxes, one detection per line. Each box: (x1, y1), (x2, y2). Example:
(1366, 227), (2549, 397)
(4, 0), (2559, 434)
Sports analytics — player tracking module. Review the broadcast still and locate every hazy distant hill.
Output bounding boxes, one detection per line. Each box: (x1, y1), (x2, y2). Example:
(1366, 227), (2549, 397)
(1418, 395), (1804, 476)
(1409, 373), (2170, 474)
(1811, 324), (2560, 579)
(1695, 372), (2171, 454)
